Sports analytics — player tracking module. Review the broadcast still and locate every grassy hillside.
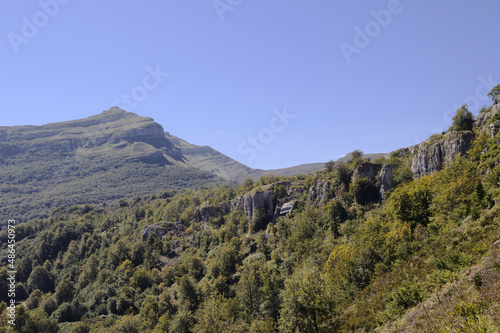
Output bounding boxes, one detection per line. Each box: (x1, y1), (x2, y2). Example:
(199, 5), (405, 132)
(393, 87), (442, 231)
(2, 98), (500, 332)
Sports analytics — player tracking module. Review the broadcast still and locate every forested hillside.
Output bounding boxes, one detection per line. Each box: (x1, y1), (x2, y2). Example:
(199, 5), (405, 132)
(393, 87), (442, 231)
(2, 88), (500, 332)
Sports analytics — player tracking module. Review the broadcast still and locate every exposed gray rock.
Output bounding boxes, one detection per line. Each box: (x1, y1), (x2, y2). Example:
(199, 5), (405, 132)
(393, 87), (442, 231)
(277, 200), (297, 217)
(309, 179), (329, 205)
(490, 121), (500, 138)
(141, 221), (184, 241)
(234, 196), (244, 212)
(352, 162), (382, 182)
(379, 164), (393, 200)
(411, 131), (474, 178)
(234, 188), (275, 220)
(194, 205), (219, 222)
(220, 201), (232, 215)
(288, 186), (304, 199)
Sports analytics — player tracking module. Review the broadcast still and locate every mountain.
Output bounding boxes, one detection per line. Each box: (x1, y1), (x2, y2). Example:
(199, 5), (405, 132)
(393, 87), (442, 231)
(2, 94), (500, 332)
(0, 108), (327, 222)
(0, 108), (227, 222)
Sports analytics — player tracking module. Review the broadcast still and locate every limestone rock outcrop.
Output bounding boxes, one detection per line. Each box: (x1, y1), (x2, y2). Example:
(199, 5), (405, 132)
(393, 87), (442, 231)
(308, 179), (329, 205)
(239, 189), (274, 221)
(352, 163), (382, 182)
(379, 164), (393, 200)
(410, 131), (474, 178)
(194, 205), (219, 223)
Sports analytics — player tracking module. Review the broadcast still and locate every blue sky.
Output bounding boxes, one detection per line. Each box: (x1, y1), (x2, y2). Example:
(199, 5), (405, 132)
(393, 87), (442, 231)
(1, 1), (499, 169)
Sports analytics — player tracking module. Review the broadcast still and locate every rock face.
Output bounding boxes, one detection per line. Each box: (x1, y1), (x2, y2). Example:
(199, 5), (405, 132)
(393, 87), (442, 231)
(230, 182), (304, 221)
(410, 131), (474, 178)
(240, 189), (274, 221)
(379, 164), (393, 200)
(194, 205), (219, 223)
(352, 163), (382, 182)
(490, 121), (500, 138)
(308, 179), (329, 205)
(350, 162), (394, 202)
(141, 222), (184, 241)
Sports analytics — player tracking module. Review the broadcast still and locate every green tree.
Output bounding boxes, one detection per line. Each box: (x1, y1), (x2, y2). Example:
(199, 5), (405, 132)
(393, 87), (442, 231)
(140, 295), (160, 330)
(351, 150), (363, 161)
(351, 177), (379, 205)
(279, 265), (334, 333)
(27, 266), (53, 293)
(193, 293), (235, 333)
(178, 276), (199, 311)
(487, 84), (500, 101)
(170, 308), (195, 333)
(325, 160), (335, 173)
(450, 104), (474, 132)
(55, 278), (74, 305)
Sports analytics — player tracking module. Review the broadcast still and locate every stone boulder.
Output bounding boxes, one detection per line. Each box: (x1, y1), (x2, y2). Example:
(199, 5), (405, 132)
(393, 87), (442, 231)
(275, 200), (297, 218)
(141, 221), (184, 241)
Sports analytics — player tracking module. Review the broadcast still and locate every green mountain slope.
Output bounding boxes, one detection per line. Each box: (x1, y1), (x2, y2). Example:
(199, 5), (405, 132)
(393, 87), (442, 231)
(0, 108), (226, 222)
(2, 92), (500, 332)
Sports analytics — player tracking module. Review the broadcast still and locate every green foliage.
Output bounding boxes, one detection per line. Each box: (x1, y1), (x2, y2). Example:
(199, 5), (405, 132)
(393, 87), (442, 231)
(450, 104), (474, 132)
(379, 283), (424, 321)
(487, 84), (500, 101)
(279, 265), (334, 332)
(6, 123), (500, 332)
(387, 175), (433, 228)
(351, 177), (379, 205)
(27, 266), (53, 293)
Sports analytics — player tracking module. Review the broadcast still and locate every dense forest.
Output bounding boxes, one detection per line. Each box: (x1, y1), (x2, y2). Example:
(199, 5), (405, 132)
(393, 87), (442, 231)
(2, 87), (500, 332)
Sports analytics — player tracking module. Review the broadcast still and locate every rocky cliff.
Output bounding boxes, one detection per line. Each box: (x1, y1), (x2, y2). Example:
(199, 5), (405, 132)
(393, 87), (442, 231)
(410, 131), (475, 178)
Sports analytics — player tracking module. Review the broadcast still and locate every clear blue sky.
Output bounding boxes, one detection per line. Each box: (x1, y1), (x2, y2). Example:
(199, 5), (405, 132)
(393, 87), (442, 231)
(1, 1), (499, 169)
